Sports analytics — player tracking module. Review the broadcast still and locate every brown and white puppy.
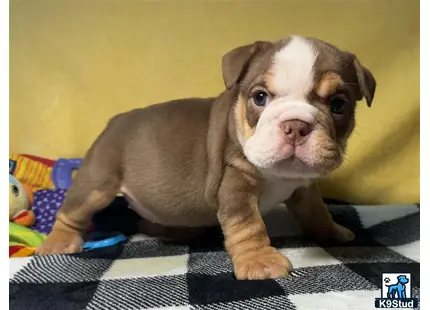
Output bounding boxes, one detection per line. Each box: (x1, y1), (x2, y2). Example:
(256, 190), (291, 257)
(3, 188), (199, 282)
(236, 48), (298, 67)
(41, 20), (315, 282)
(36, 36), (376, 280)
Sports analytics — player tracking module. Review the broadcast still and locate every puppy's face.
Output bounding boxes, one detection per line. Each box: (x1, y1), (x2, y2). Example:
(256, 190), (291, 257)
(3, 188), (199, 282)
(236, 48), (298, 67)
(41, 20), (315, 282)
(222, 36), (376, 179)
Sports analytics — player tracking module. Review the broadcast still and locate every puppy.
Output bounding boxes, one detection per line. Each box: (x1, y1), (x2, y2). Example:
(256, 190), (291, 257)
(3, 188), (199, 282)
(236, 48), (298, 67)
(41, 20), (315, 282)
(36, 36), (376, 280)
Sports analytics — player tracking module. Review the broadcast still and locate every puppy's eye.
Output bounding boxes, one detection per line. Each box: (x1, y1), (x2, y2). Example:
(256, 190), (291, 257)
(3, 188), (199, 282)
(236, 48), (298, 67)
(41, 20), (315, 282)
(330, 97), (347, 115)
(252, 91), (269, 107)
(12, 185), (19, 196)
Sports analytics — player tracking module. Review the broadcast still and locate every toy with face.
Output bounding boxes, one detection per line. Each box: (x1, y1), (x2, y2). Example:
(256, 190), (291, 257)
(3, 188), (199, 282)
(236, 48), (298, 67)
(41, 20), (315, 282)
(9, 174), (35, 227)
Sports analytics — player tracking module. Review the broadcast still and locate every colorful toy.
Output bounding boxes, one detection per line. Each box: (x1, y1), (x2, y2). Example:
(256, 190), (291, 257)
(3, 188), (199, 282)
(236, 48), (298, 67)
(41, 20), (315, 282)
(9, 174), (35, 227)
(9, 222), (47, 257)
(52, 158), (83, 190)
(83, 231), (127, 251)
(9, 154), (56, 191)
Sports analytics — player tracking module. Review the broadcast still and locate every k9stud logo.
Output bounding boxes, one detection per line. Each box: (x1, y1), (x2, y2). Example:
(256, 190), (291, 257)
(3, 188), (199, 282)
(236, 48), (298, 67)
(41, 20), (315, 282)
(375, 273), (419, 308)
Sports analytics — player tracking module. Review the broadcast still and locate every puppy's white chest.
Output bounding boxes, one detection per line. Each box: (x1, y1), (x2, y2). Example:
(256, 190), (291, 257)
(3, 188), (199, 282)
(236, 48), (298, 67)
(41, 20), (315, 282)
(258, 177), (310, 214)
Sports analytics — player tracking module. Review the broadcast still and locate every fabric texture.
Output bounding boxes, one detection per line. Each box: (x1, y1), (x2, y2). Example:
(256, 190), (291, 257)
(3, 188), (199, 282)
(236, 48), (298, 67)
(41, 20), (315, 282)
(31, 189), (66, 235)
(9, 203), (420, 310)
(9, 222), (46, 257)
(9, 0), (419, 205)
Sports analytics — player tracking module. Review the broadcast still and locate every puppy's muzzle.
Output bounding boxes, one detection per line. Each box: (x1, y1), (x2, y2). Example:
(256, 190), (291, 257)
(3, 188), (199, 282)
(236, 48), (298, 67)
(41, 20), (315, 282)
(281, 120), (313, 145)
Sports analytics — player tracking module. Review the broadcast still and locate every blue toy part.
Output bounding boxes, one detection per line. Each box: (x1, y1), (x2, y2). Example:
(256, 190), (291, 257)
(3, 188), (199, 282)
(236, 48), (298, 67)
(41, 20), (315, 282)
(83, 232), (127, 251)
(9, 159), (17, 175)
(52, 158), (83, 190)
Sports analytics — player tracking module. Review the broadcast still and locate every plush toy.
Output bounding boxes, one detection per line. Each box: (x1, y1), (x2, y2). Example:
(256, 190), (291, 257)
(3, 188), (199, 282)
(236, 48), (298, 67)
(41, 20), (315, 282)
(9, 174), (35, 227)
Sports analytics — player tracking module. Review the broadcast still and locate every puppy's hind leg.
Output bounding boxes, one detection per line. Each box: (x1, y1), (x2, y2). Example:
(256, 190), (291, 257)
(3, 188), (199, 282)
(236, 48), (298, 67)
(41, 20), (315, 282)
(36, 129), (122, 255)
(286, 183), (355, 244)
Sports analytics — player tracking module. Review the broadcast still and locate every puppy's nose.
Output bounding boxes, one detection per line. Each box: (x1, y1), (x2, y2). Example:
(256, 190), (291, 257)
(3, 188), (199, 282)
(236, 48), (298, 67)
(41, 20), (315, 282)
(281, 120), (312, 144)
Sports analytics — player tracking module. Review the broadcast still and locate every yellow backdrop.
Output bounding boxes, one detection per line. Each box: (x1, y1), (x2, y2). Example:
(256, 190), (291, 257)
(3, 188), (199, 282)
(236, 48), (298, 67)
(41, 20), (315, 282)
(10, 0), (419, 205)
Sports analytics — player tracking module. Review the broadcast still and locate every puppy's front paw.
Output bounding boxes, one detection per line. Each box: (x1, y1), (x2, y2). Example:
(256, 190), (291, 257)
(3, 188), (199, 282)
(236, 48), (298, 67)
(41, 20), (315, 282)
(36, 230), (84, 255)
(233, 246), (293, 280)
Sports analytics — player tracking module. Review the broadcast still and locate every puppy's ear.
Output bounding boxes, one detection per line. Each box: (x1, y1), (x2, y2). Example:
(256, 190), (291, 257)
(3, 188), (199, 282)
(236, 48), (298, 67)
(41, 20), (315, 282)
(222, 41), (273, 90)
(352, 56), (376, 107)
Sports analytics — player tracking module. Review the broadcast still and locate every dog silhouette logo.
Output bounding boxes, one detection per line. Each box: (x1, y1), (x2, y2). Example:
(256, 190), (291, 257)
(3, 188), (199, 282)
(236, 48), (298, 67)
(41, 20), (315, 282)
(375, 273), (419, 308)
(385, 275), (409, 299)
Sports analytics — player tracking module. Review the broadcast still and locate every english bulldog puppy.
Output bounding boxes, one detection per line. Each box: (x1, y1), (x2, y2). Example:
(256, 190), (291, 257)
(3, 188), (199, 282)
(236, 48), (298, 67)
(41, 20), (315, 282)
(37, 36), (376, 280)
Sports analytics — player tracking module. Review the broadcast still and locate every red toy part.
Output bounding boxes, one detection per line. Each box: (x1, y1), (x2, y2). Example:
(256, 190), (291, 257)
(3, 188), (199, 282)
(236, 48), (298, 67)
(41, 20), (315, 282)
(21, 154), (56, 167)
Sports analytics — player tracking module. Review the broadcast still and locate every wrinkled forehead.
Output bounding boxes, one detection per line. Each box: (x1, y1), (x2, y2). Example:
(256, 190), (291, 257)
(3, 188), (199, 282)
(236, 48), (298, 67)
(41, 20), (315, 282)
(244, 36), (357, 97)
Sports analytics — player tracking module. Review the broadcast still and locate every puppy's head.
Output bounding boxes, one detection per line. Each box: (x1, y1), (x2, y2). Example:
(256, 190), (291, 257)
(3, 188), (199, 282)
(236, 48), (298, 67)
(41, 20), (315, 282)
(223, 36), (376, 179)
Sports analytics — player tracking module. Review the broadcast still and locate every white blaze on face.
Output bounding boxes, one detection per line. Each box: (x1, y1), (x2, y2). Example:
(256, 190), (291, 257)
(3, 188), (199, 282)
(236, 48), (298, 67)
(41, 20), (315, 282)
(272, 36), (318, 98)
(243, 36), (321, 174)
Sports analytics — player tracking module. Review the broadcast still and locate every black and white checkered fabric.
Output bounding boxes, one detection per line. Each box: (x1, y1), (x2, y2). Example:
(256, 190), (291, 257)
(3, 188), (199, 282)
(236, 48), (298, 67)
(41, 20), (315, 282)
(9, 203), (420, 310)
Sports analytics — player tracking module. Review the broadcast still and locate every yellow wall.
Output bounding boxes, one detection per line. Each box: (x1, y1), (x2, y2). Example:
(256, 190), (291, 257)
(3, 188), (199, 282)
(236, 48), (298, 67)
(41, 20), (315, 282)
(10, 0), (419, 204)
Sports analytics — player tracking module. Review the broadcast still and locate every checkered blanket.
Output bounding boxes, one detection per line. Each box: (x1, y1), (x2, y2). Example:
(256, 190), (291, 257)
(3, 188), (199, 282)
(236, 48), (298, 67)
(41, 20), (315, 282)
(9, 202), (420, 310)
